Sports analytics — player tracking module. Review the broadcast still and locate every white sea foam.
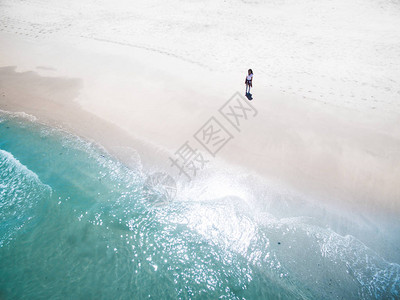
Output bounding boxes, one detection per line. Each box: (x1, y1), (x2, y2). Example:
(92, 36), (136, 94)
(0, 110), (38, 122)
(0, 149), (41, 182)
(169, 192), (400, 298)
(0, 149), (52, 246)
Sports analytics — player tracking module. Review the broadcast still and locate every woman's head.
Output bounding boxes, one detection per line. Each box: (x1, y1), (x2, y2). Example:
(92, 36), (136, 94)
(248, 69), (253, 75)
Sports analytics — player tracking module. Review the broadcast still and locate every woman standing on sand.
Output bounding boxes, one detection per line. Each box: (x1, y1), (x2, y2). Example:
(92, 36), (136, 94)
(245, 69), (253, 95)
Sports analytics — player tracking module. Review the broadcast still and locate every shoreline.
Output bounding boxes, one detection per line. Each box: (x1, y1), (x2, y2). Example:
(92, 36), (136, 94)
(2, 106), (400, 266)
(1, 32), (400, 218)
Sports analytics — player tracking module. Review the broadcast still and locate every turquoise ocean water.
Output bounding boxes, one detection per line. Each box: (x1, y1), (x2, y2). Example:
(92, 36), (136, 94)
(0, 113), (399, 299)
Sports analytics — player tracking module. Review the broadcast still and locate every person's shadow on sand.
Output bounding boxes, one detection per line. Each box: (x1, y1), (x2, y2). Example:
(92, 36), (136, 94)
(246, 92), (253, 100)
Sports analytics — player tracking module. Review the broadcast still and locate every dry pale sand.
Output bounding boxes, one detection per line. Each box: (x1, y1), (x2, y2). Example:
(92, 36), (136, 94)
(1, 31), (399, 217)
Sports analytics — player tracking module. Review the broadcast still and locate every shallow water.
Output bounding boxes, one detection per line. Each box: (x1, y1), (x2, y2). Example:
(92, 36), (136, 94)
(0, 113), (399, 299)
